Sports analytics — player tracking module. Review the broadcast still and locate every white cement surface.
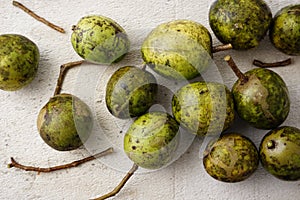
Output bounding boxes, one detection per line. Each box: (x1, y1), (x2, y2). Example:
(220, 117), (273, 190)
(1, 0), (300, 199)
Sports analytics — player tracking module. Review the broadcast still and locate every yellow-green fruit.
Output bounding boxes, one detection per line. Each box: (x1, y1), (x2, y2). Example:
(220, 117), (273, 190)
(269, 4), (300, 55)
(232, 68), (290, 130)
(203, 133), (259, 182)
(106, 66), (157, 119)
(209, 0), (272, 50)
(37, 94), (93, 151)
(172, 82), (235, 136)
(259, 126), (300, 181)
(71, 15), (130, 64)
(141, 19), (212, 80)
(124, 112), (179, 169)
(0, 34), (39, 91)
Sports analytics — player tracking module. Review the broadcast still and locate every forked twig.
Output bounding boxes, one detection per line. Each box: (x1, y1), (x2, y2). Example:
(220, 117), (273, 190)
(92, 164), (139, 200)
(54, 60), (85, 96)
(8, 147), (114, 173)
(253, 58), (292, 68)
(12, 1), (65, 33)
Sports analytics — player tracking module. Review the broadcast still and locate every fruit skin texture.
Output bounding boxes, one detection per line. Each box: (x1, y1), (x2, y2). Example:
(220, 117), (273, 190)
(124, 112), (179, 169)
(203, 133), (259, 183)
(106, 66), (158, 119)
(0, 34), (39, 91)
(37, 94), (93, 151)
(172, 82), (235, 136)
(71, 15), (130, 64)
(209, 0), (272, 50)
(269, 4), (300, 55)
(259, 126), (300, 181)
(141, 19), (212, 80)
(232, 68), (290, 130)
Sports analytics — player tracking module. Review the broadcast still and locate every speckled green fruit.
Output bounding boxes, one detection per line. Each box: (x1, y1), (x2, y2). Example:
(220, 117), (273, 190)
(172, 82), (235, 136)
(106, 66), (158, 119)
(71, 15), (130, 64)
(209, 0), (272, 50)
(37, 94), (93, 151)
(259, 126), (300, 181)
(124, 112), (179, 169)
(0, 34), (39, 91)
(203, 133), (259, 182)
(141, 19), (212, 80)
(232, 68), (290, 130)
(269, 4), (300, 55)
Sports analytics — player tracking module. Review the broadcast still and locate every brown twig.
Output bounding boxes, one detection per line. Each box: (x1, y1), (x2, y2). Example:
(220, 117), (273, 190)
(8, 147), (114, 173)
(253, 58), (292, 68)
(224, 55), (248, 84)
(92, 164), (139, 200)
(212, 43), (233, 53)
(12, 1), (65, 33)
(54, 60), (85, 96)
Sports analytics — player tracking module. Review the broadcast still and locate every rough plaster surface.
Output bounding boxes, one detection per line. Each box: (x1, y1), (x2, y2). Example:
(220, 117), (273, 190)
(0, 0), (300, 199)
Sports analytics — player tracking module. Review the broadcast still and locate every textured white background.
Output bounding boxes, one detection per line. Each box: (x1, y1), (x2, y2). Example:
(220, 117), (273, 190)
(1, 0), (300, 199)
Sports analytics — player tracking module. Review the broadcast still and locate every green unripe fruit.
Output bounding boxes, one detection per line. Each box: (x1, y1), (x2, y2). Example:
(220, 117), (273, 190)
(232, 68), (290, 130)
(172, 82), (235, 136)
(259, 126), (300, 181)
(141, 19), (213, 80)
(209, 0), (272, 49)
(0, 34), (39, 91)
(71, 15), (130, 64)
(37, 94), (93, 151)
(269, 4), (300, 55)
(124, 112), (179, 169)
(203, 133), (259, 183)
(105, 66), (158, 119)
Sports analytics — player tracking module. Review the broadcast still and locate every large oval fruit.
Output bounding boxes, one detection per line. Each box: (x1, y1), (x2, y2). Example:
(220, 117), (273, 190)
(71, 15), (130, 64)
(232, 68), (290, 129)
(209, 0), (272, 49)
(124, 112), (179, 169)
(0, 34), (39, 91)
(105, 66), (158, 119)
(259, 126), (300, 181)
(37, 94), (93, 151)
(141, 19), (212, 80)
(172, 81), (235, 136)
(269, 4), (300, 55)
(203, 133), (259, 182)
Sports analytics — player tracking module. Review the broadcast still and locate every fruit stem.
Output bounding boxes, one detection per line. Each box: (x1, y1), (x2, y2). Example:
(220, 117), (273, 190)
(92, 163), (139, 200)
(224, 55), (248, 84)
(12, 1), (65, 33)
(54, 60), (84, 96)
(212, 43), (233, 53)
(7, 147), (114, 173)
(253, 58), (292, 68)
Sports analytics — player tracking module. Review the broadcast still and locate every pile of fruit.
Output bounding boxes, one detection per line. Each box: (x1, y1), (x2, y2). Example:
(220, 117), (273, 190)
(2, 0), (299, 199)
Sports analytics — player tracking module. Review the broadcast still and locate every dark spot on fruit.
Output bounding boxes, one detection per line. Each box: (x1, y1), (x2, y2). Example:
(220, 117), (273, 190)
(132, 146), (137, 150)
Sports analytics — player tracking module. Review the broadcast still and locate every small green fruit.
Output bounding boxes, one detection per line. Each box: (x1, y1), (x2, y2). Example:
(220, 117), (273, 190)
(259, 126), (300, 181)
(105, 66), (158, 119)
(141, 19), (213, 80)
(209, 0), (272, 49)
(269, 4), (300, 55)
(71, 15), (130, 64)
(37, 94), (93, 151)
(203, 133), (259, 182)
(232, 68), (290, 129)
(0, 34), (39, 91)
(124, 112), (179, 169)
(172, 82), (235, 136)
